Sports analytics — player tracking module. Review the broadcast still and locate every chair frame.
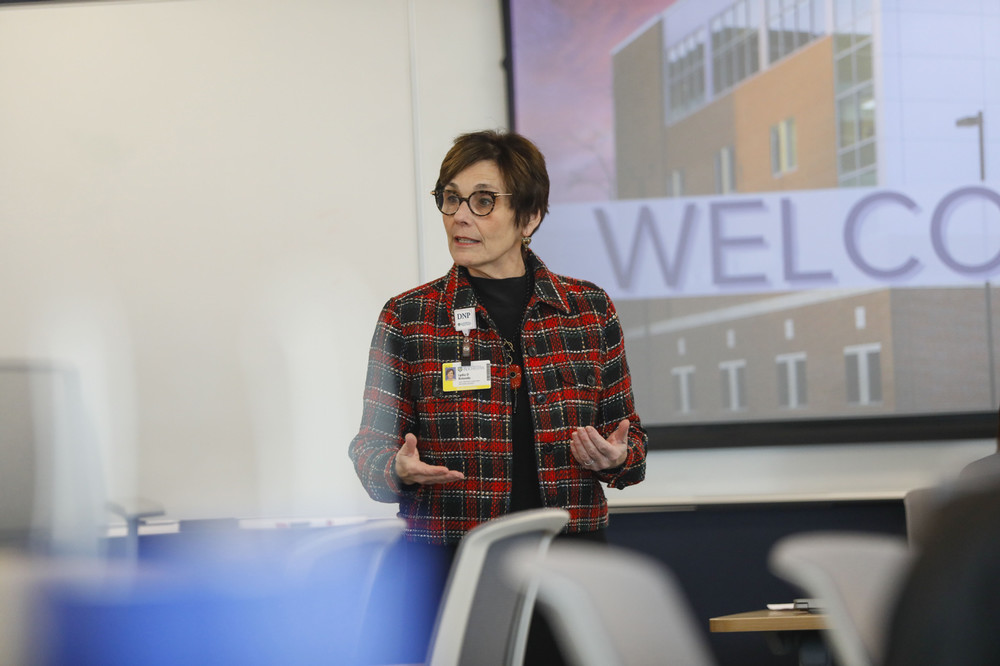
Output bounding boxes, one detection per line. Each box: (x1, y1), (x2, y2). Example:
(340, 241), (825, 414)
(769, 531), (911, 666)
(502, 541), (716, 666)
(426, 508), (570, 666)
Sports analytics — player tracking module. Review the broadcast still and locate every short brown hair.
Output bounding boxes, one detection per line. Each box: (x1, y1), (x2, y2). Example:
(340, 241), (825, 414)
(435, 130), (550, 231)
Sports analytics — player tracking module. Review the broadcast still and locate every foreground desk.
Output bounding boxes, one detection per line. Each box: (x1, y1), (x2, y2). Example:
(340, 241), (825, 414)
(710, 610), (830, 666)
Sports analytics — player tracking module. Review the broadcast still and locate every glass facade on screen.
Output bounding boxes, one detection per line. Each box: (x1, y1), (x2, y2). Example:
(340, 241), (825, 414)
(711, 0), (761, 96)
(667, 30), (707, 120)
(767, 0), (827, 64)
(833, 0), (876, 186)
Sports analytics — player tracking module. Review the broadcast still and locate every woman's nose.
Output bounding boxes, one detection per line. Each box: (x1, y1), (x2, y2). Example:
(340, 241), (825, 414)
(452, 200), (475, 222)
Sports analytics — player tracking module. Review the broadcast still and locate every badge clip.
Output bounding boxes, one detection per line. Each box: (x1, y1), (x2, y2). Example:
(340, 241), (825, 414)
(460, 335), (472, 366)
(454, 307), (477, 366)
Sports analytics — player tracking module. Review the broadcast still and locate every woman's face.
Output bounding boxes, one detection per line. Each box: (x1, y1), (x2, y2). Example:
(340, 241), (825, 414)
(441, 160), (540, 279)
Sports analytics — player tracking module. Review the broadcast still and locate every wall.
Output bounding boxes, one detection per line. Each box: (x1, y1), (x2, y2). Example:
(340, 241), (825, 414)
(0, 0), (506, 521)
(0, 0), (992, 527)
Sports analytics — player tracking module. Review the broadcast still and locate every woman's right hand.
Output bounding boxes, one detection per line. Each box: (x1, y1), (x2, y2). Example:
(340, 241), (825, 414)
(395, 433), (466, 485)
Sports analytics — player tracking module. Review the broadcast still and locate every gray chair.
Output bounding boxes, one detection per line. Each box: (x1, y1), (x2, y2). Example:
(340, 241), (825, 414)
(0, 361), (167, 561)
(769, 532), (911, 666)
(905, 459), (1000, 551)
(903, 485), (949, 549)
(502, 541), (715, 666)
(426, 508), (570, 666)
(0, 362), (107, 557)
(959, 451), (1000, 481)
(957, 407), (1000, 481)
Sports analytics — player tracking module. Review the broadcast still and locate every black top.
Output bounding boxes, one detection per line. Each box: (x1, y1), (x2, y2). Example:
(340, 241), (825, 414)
(468, 272), (542, 513)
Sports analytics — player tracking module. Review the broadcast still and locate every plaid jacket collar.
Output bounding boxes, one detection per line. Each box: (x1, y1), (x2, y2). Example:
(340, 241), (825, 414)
(442, 249), (572, 315)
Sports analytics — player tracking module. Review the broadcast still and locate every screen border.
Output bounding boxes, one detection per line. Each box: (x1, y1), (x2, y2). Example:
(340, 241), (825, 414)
(501, 0), (998, 449)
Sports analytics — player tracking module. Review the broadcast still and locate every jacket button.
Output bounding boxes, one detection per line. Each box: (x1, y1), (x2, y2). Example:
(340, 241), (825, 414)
(587, 373), (597, 386)
(536, 393), (547, 404)
(524, 344), (536, 356)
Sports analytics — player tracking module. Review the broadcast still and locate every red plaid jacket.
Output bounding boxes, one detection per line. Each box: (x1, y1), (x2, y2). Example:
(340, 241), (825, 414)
(349, 250), (647, 544)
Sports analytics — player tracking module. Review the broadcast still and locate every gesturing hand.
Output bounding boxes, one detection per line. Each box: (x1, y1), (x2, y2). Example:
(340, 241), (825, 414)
(395, 433), (466, 486)
(570, 419), (631, 471)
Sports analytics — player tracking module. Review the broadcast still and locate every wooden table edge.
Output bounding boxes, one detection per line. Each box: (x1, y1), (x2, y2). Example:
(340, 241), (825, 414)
(709, 609), (827, 633)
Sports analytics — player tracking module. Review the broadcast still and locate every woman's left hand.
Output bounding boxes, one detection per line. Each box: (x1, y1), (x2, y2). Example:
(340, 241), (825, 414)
(571, 419), (630, 471)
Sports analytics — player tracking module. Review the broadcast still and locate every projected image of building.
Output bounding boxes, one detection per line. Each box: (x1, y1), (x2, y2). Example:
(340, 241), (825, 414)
(613, 0), (992, 198)
(608, 0), (999, 425)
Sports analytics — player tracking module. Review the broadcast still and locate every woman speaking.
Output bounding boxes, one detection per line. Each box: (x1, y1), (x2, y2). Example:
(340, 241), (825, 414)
(349, 129), (647, 662)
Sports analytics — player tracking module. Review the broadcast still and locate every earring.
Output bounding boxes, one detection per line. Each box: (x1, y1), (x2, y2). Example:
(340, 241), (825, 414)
(521, 236), (532, 247)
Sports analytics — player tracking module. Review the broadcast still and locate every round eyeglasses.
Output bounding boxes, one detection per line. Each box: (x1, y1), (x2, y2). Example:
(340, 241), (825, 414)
(431, 189), (512, 217)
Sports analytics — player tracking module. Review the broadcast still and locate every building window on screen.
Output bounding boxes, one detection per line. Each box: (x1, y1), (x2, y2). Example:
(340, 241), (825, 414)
(720, 359), (747, 411)
(776, 352), (808, 409)
(715, 145), (735, 194)
(672, 365), (696, 414)
(770, 117), (798, 177)
(669, 168), (685, 197)
(844, 343), (882, 405)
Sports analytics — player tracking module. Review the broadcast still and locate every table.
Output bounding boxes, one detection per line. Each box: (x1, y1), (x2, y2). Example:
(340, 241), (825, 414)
(710, 610), (830, 666)
(710, 609), (826, 632)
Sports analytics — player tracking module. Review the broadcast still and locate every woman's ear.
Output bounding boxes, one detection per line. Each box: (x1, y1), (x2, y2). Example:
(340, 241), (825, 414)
(522, 211), (542, 238)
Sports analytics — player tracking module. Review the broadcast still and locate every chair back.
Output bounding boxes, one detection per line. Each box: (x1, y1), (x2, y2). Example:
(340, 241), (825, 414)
(426, 508), (570, 666)
(903, 485), (948, 549)
(285, 517), (406, 582)
(959, 452), (1000, 481)
(285, 518), (406, 664)
(502, 541), (715, 666)
(0, 362), (105, 557)
(770, 531), (911, 666)
(905, 468), (1000, 551)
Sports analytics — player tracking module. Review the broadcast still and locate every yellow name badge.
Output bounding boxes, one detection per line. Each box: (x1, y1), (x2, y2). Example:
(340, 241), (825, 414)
(442, 361), (491, 391)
